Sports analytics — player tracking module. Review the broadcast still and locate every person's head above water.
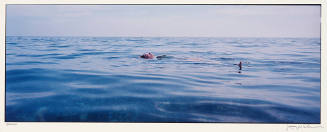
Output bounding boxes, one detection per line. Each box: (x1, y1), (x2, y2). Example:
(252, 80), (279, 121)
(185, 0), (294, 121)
(140, 52), (154, 59)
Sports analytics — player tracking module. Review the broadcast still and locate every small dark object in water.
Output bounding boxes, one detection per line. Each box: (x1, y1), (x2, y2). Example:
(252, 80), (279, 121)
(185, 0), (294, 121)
(238, 61), (242, 70)
(234, 61), (242, 70)
(156, 55), (167, 60)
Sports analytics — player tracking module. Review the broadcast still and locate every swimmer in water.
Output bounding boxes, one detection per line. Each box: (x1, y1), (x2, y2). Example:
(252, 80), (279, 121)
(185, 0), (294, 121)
(140, 52), (155, 59)
(140, 52), (169, 60)
(140, 53), (243, 71)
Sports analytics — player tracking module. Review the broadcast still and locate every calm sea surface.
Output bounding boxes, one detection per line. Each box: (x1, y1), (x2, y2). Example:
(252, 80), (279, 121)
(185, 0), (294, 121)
(5, 36), (320, 123)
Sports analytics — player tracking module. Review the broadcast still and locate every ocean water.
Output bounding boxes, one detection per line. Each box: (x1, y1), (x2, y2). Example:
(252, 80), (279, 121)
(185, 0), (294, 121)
(5, 36), (320, 123)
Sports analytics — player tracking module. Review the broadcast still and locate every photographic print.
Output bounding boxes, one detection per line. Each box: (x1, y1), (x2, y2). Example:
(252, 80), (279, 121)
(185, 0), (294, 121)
(5, 5), (321, 123)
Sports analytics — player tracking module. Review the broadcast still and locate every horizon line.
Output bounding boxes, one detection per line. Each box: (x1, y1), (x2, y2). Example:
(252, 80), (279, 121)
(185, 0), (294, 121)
(5, 35), (321, 39)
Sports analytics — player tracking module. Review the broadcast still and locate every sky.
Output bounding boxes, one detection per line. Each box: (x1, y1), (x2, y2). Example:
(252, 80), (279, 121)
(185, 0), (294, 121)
(6, 5), (321, 38)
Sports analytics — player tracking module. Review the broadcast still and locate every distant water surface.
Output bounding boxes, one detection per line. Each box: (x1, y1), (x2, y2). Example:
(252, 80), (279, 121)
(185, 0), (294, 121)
(6, 36), (320, 123)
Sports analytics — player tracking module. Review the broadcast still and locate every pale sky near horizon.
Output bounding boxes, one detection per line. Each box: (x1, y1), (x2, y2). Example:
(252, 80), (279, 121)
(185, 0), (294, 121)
(6, 5), (321, 38)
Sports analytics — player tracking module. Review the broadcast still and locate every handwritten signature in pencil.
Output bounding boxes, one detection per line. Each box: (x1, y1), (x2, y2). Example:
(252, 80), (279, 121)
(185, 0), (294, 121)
(286, 124), (324, 131)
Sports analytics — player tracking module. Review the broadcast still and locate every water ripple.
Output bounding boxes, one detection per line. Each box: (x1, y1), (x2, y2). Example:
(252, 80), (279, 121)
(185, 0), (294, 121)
(5, 36), (320, 122)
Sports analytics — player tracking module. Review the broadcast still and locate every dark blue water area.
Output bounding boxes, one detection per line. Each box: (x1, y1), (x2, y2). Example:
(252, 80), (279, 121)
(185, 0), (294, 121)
(5, 36), (320, 123)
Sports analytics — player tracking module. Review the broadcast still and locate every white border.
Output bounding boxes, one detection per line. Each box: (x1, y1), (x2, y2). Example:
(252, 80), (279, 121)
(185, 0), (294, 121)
(0, 0), (326, 132)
